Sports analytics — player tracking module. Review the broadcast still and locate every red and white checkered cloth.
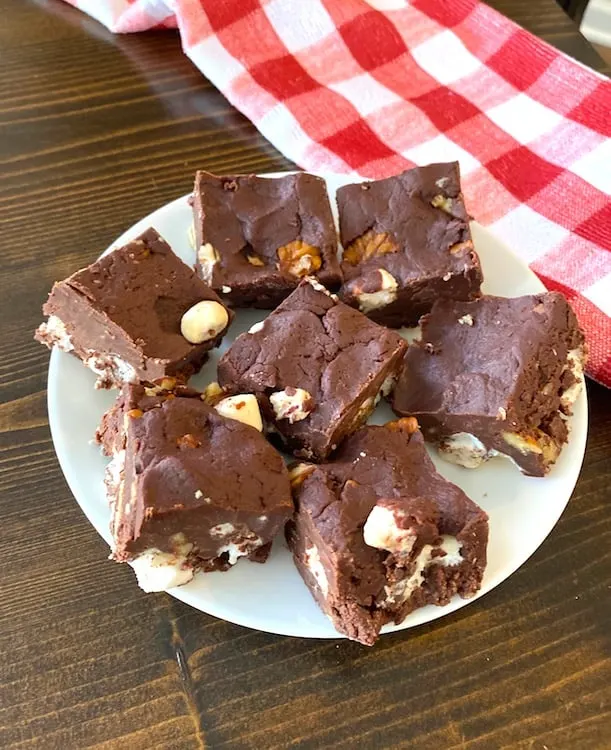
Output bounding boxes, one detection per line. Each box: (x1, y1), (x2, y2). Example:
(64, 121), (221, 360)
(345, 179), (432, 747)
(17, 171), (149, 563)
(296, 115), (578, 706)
(64, 0), (611, 385)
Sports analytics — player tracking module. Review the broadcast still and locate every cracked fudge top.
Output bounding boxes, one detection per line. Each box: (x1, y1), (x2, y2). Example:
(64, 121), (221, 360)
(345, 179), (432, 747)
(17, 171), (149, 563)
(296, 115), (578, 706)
(218, 279), (407, 460)
(296, 425), (487, 540)
(97, 383), (293, 565)
(337, 162), (482, 326)
(55, 228), (228, 360)
(286, 421), (489, 645)
(338, 162), (474, 285)
(36, 228), (232, 385)
(393, 292), (586, 476)
(192, 171), (342, 307)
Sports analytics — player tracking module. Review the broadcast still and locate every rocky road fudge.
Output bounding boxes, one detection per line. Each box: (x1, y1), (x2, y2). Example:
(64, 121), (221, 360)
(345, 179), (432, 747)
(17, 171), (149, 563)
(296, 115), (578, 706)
(286, 419), (489, 645)
(36, 228), (232, 388)
(337, 162), (482, 327)
(191, 171), (342, 308)
(96, 381), (293, 591)
(217, 278), (407, 461)
(392, 293), (587, 476)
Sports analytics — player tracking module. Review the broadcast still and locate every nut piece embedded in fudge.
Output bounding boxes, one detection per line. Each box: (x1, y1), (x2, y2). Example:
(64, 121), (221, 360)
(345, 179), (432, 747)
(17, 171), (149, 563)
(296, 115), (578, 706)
(337, 162), (483, 327)
(35, 228), (233, 388)
(217, 278), (407, 461)
(392, 292), (587, 477)
(96, 382), (293, 591)
(285, 421), (489, 645)
(191, 171), (342, 308)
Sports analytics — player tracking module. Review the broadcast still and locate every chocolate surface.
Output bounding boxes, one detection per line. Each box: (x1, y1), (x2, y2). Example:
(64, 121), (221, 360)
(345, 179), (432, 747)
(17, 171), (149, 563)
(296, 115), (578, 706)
(192, 171), (342, 308)
(286, 422), (489, 645)
(35, 228), (232, 387)
(392, 293), (587, 476)
(193, 171), (341, 308)
(337, 162), (482, 327)
(97, 383), (293, 577)
(217, 279), (407, 461)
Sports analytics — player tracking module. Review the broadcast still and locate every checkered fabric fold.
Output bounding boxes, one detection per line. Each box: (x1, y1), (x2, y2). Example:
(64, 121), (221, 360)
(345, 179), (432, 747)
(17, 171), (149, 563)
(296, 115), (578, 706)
(64, 0), (611, 385)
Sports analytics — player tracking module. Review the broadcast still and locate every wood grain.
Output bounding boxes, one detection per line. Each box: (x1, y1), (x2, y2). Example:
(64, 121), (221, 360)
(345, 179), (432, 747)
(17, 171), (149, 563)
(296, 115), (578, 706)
(489, 0), (610, 74)
(0, 0), (609, 748)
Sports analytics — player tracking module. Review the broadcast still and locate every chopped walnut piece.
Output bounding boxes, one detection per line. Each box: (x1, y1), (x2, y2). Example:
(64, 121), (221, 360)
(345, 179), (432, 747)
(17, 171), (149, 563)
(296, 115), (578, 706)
(502, 430), (560, 464)
(431, 194), (453, 213)
(449, 240), (474, 255)
(277, 240), (322, 278)
(246, 254), (265, 267)
(387, 417), (419, 434)
(177, 433), (201, 449)
(288, 462), (315, 489)
(457, 314), (474, 326)
(144, 377), (177, 398)
(343, 230), (398, 266)
(201, 381), (224, 405)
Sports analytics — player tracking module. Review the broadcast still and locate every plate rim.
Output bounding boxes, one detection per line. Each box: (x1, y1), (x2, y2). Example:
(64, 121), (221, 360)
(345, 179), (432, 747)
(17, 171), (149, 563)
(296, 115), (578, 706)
(46, 173), (589, 640)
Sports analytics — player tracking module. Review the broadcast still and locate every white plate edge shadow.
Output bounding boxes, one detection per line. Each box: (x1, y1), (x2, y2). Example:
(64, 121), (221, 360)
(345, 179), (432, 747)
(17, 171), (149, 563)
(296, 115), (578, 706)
(46, 174), (588, 641)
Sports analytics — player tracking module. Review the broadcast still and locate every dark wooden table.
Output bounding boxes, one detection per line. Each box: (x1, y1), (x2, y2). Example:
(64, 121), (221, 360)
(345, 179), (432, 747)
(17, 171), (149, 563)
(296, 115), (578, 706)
(1, 1), (610, 747)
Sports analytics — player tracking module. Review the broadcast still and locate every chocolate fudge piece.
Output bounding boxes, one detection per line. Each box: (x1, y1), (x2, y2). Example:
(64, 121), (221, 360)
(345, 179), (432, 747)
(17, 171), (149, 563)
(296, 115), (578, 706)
(286, 419), (489, 645)
(337, 162), (483, 327)
(217, 278), (407, 461)
(36, 228), (232, 388)
(191, 171), (342, 308)
(392, 293), (587, 477)
(97, 382), (293, 591)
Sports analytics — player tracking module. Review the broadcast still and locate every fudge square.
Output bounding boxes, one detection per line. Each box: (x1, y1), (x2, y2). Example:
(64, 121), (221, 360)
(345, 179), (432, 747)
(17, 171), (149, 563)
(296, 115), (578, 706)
(337, 162), (483, 327)
(35, 228), (232, 388)
(286, 419), (489, 646)
(217, 278), (407, 461)
(192, 171), (342, 308)
(96, 382), (293, 592)
(392, 293), (587, 477)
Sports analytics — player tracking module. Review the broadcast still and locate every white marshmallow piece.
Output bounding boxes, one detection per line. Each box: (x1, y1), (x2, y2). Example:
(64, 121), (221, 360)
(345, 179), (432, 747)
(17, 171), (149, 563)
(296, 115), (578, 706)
(363, 504), (416, 557)
(384, 545), (433, 604)
(438, 535), (463, 567)
(39, 315), (74, 352)
(560, 347), (585, 412)
(210, 523), (235, 538)
(304, 545), (329, 596)
(217, 538), (262, 566)
(86, 353), (138, 385)
(438, 432), (490, 469)
(270, 388), (312, 423)
(130, 548), (194, 592)
(197, 243), (219, 284)
(383, 536), (463, 604)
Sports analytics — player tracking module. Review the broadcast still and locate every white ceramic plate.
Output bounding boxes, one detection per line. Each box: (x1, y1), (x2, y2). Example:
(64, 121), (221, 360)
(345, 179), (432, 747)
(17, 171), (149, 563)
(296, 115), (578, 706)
(47, 173), (588, 640)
